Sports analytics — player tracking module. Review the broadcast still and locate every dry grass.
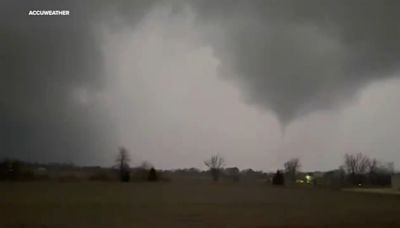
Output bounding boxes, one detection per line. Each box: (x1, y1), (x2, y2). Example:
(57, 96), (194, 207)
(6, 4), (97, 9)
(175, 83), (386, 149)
(0, 182), (400, 227)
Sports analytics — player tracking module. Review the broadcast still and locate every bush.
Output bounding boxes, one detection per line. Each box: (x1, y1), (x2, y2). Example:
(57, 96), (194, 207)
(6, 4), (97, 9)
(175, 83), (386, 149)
(272, 170), (285, 186)
(148, 168), (158, 181)
(0, 160), (36, 181)
(121, 170), (130, 182)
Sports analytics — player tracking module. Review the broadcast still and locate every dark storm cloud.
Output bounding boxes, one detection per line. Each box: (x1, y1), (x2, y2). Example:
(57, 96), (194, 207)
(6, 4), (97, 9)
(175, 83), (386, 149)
(0, 0), (156, 163)
(2, 0), (400, 165)
(192, 0), (400, 125)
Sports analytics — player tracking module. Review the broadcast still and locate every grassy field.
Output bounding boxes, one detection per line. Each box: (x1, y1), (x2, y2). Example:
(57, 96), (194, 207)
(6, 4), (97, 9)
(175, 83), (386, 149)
(1, 181), (400, 227)
(343, 187), (400, 195)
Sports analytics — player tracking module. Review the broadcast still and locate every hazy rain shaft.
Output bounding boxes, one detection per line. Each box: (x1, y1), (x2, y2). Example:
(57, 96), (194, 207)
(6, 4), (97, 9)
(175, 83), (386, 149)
(2, 0), (400, 170)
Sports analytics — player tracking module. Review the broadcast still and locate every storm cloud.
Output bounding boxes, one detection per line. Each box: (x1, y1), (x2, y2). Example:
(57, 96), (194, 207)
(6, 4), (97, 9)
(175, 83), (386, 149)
(0, 0), (156, 164)
(1, 0), (400, 168)
(193, 0), (400, 125)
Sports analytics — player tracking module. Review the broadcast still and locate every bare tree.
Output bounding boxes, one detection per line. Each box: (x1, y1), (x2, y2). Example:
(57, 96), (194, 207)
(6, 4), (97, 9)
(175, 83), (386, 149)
(116, 147), (130, 182)
(368, 158), (378, 175)
(204, 155), (225, 181)
(344, 153), (395, 186)
(344, 153), (370, 176)
(368, 160), (394, 186)
(284, 158), (301, 181)
(344, 152), (371, 185)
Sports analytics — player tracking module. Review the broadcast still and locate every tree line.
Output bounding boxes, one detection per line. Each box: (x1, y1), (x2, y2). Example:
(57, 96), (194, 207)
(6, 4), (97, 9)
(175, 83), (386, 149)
(0, 148), (395, 188)
(200, 153), (393, 187)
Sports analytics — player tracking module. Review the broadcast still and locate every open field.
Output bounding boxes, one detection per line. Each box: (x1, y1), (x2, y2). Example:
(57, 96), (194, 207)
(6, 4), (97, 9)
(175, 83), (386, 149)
(343, 187), (400, 195)
(1, 182), (400, 228)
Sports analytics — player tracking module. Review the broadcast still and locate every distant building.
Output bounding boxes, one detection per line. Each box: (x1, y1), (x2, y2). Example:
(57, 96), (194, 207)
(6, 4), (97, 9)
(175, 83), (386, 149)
(391, 174), (400, 190)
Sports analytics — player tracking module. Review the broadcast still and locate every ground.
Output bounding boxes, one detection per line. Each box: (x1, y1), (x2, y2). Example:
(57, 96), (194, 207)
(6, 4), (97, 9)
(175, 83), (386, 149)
(343, 187), (400, 195)
(1, 181), (400, 227)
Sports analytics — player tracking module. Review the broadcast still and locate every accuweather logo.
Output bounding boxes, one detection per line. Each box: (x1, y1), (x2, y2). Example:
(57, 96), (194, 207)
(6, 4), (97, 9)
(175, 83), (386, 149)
(28, 10), (70, 16)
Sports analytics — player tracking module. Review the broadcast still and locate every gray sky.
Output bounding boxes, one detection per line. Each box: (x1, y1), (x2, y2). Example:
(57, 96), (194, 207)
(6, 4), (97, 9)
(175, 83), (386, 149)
(1, 0), (400, 171)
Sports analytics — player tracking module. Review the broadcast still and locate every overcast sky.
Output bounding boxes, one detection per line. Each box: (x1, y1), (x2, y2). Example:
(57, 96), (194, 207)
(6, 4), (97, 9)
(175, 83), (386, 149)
(1, 0), (400, 171)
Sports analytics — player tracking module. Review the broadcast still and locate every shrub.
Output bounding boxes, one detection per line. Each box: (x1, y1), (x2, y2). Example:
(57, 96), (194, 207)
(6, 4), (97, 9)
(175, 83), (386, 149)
(272, 170), (285, 186)
(148, 168), (158, 181)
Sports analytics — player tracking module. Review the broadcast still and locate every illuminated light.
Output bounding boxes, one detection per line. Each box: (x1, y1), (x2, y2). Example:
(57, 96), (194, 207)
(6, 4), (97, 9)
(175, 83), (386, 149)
(305, 175), (312, 184)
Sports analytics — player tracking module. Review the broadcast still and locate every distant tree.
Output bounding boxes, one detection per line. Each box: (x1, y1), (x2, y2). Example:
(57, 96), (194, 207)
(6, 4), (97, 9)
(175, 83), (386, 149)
(272, 170), (285, 185)
(188, 168), (201, 174)
(367, 159), (394, 186)
(0, 160), (35, 181)
(241, 168), (255, 175)
(204, 155), (225, 181)
(116, 147), (130, 182)
(367, 158), (378, 175)
(140, 161), (153, 170)
(148, 167), (158, 181)
(225, 167), (240, 182)
(344, 153), (370, 185)
(344, 153), (370, 175)
(387, 162), (395, 174)
(130, 161), (154, 181)
(0, 160), (21, 180)
(284, 158), (301, 181)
